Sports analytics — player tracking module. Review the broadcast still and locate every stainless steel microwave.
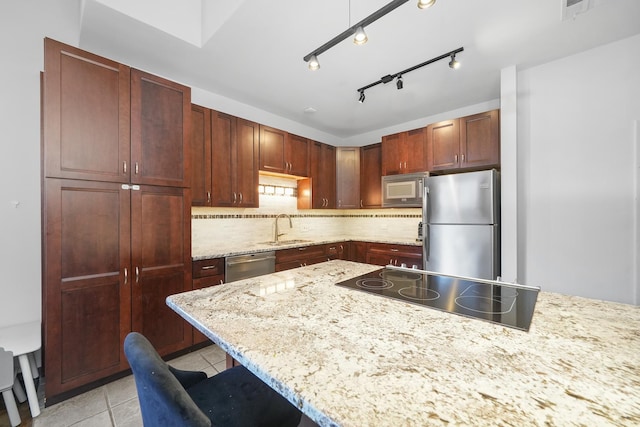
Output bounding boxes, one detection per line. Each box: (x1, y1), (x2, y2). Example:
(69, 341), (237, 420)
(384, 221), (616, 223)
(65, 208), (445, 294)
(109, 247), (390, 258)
(382, 172), (429, 207)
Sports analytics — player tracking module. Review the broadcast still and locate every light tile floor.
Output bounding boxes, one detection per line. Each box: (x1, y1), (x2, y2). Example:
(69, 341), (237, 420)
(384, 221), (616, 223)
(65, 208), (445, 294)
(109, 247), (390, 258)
(33, 344), (227, 427)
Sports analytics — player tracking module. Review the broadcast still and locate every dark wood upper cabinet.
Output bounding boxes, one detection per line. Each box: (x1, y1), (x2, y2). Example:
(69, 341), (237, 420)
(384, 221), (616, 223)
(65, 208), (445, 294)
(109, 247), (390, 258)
(213, 113), (259, 207)
(336, 147), (360, 209)
(235, 118), (260, 207)
(285, 133), (310, 177)
(191, 108), (258, 208)
(190, 105), (212, 206)
(210, 110), (236, 207)
(427, 109), (500, 172)
(360, 143), (382, 208)
(43, 38), (130, 183)
(131, 69), (191, 187)
(259, 126), (309, 177)
(426, 119), (460, 171)
(259, 125), (286, 174)
(459, 109), (500, 169)
(312, 142), (336, 209)
(381, 127), (427, 175)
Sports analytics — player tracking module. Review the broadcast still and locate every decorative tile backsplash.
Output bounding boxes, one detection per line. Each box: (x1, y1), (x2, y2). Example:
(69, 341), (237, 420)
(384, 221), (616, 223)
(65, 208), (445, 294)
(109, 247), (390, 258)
(192, 196), (422, 249)
(192, 175), (422, 251)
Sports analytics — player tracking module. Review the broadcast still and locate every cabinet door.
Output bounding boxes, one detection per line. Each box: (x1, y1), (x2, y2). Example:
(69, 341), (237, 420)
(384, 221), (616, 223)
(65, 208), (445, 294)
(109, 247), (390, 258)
(190, 105), (211, 206)
(211, 111), (235, 207)
(404, 127), (427, 173)
(322, 144), (337, 208)
(131, 69), (191, 187)
(381, 133), (403, 176)
(236, 119), (260, 207)
(309, 142), (325, 209)
(43, 38), (130, 183)
(460, 109), (500, 169)
(350, 241), (368, 263)
(44, 179), (131, 397)
(427, 119), (460, 171)
(259, 125), (286, 174)
(336, 147), (360, 209)
(360, 143), (382, 208)
(286, 134), (310, 177)
(131, 186), (192, 356)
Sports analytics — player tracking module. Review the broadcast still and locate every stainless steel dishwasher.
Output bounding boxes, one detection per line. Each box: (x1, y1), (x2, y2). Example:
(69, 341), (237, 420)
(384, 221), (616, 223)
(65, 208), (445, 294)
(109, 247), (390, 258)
(225, 251), (276, 282)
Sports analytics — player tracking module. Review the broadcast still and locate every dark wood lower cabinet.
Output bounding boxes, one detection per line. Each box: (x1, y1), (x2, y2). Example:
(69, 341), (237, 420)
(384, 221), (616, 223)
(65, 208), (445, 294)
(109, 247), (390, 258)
(192, 258), (224, 344)
(44, 179), (131, 396)
(43, 180), (192, 400)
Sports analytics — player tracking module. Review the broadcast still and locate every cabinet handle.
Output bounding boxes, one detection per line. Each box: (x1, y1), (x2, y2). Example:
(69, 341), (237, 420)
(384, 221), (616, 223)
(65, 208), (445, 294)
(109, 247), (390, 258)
(391, 248), (399, 252)
(123, 161), (127, 174)
(461, 154), (465, 163)
(289, 162), (293, 172)
(233, 192), (237, 203)
(207, 192), (211, 204)
(135, 162), (139, 174)
(404, 161), (407, 169)
(360, 200), (363, 208)
(454, 154), (458, 163)
(239, 192), (243, 203)
(399, 161), (402, 170)
(201, 265), (218, 270)
(123, 267), (128, 285)
(135, 266), (140, 283)
(219, 279), (224, 285)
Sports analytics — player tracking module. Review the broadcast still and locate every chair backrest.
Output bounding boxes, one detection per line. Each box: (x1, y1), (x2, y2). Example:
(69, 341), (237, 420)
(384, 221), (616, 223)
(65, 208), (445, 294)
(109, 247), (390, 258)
(0, 348), (14, 392)
(124, 333), (211, 427)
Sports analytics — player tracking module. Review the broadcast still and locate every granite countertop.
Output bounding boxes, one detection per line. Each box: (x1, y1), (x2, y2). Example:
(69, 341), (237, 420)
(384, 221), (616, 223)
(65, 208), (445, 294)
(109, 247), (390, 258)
(192, 237), (422, 260)
(167, 260), (640, 426)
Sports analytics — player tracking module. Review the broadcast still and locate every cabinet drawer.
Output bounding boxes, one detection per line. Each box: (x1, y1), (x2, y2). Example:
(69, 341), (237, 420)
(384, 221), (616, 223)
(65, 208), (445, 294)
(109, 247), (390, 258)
(193, 258), (224, 278)
(367, 243), (421, 256)
(276, 244), (326, 264)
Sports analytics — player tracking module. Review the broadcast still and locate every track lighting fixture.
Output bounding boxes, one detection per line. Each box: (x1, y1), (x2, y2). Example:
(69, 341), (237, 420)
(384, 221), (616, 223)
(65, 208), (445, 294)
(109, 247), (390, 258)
(353, 26), (368, 45)
(307, 54), (320, 71)
(304, 0), (435, 70)
(417, 0), (436, 9)
(448, 53), (460, 69)
(356, 47), (463, 101)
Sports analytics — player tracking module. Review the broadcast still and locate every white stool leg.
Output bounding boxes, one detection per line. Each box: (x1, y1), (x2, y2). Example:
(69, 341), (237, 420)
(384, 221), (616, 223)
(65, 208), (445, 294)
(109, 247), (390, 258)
(13, 375), (27, 403)
(28, 353), (39, 379)
(18, 354), (40, 417)
(2, 389), (21, 427)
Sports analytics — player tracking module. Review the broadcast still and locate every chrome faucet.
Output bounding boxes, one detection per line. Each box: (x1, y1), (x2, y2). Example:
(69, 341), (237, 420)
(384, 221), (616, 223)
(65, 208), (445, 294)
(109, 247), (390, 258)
(274, 213), (292, 243)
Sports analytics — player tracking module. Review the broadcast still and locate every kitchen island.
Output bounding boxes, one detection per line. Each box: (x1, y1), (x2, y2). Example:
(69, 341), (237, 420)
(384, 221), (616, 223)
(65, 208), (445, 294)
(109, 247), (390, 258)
(167, 260), (640, 426)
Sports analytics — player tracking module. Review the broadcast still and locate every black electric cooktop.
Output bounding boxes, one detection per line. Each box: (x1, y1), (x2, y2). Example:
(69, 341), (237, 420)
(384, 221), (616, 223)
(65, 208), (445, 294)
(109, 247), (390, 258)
(336, 267), (540, 331)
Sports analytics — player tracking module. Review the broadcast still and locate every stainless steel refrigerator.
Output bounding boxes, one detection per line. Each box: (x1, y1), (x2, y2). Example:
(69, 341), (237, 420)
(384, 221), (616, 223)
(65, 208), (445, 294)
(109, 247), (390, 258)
(422, 169), (500, 280)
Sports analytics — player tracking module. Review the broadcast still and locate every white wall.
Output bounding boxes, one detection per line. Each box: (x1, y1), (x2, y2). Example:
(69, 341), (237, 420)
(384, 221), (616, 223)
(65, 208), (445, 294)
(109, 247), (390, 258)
(517, 34), (640, 304)
(0, 0), (81, 327)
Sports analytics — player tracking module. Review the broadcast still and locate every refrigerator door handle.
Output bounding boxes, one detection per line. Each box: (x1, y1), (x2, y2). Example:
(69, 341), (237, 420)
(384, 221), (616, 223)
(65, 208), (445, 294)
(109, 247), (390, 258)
(423, 186), (430, 262)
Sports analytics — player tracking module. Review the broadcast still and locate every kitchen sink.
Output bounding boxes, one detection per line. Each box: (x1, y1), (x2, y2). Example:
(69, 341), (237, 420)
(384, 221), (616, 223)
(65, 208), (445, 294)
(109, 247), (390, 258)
(259, 239), (312, 246)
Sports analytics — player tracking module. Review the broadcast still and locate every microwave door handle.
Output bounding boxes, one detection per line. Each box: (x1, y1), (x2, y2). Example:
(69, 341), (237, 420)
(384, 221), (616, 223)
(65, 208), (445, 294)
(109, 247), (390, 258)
(423, 185), (430, 262)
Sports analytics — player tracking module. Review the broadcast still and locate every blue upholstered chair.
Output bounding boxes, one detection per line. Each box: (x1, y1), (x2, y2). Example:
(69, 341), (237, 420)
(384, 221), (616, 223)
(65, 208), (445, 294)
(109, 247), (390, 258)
(124, 332), (302, 427)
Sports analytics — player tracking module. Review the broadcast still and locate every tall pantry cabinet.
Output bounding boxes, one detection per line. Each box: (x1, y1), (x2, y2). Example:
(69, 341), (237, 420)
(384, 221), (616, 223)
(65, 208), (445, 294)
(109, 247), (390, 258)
(42, 39), (192, 401)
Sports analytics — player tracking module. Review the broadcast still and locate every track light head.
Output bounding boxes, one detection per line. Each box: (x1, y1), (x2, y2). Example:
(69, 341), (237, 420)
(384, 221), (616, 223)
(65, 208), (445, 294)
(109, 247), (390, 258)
(353, 26), (368, 45)
(308, 54), (320, 71)
(448, 53), (460, 70)
(358, 90), (365, 103)
(396, 75), (403, 90)
(417, 0), (436, 9)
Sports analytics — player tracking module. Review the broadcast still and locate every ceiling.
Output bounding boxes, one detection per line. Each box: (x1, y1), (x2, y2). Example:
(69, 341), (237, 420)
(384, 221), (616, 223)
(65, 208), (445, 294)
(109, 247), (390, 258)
(78, 0), (640, 140)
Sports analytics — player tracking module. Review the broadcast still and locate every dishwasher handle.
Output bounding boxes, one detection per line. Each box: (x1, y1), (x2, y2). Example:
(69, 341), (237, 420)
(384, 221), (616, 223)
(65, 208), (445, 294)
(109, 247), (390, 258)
(226, 255), (276, 266)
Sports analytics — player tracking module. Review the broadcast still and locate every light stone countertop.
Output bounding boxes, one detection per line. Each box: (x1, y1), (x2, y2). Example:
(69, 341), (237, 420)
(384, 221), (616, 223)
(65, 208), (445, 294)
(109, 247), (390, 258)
(167, 260), (640, 427)
(192, 237), (422, 260)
